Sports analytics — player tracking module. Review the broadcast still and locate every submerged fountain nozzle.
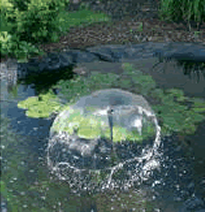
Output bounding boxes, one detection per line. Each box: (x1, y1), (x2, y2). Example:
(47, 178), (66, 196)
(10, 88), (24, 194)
(107, 107), (114, 143)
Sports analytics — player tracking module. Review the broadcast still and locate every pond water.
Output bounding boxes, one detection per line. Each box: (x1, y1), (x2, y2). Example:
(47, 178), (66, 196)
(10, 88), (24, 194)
(1, 58), (205, 212)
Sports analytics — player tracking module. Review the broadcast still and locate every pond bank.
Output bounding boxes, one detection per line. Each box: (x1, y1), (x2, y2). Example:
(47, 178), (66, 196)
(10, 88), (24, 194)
(1, 42), (204, 81)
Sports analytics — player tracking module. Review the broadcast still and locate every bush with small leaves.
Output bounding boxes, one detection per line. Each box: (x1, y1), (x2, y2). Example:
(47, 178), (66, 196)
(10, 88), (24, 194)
(0, 31), (42, 60)
(2, 0), (70, 43)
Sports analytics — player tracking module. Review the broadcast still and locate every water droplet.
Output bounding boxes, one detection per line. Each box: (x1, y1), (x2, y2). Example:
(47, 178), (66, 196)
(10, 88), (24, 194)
(20, 192), (26, 195)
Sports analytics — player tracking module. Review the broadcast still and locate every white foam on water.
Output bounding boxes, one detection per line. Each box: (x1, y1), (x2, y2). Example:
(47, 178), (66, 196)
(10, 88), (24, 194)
(46, 103), (162, 192)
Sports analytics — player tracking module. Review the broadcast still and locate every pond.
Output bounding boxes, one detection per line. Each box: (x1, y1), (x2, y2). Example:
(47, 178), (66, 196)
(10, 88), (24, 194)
(1, 57), (205, 212)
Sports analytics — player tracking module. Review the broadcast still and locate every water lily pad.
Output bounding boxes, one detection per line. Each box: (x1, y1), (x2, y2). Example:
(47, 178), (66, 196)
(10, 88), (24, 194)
(17, 91), (64, 118)
(191, 98), (205, 113)
(18, 62), (205, 139)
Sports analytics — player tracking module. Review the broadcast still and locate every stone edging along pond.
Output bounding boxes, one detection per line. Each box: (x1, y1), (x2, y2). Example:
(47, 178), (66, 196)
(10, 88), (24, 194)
(16, 42), (205, 79)
(16, 42), (205, 139)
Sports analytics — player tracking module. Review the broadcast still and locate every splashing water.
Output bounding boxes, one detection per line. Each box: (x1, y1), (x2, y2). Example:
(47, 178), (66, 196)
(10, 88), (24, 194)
(46, 102), (162, 192)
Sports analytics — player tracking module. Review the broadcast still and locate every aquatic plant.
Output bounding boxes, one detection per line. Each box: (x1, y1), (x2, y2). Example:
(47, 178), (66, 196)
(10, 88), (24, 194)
(17, 91), (66, 118)
(50, 106), (156, 143)
(18, 62), (205, 137)
(152, 88), (205, 136)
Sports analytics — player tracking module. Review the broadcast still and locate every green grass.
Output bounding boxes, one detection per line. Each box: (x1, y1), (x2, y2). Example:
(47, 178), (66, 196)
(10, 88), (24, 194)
(53, 8), (111, 35)
(1, 6), (111, 60)
(158, 0), (205, 31)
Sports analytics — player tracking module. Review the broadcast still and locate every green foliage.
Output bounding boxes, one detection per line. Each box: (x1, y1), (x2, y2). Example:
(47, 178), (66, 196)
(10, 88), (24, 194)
(18, 63), (205, 138)
(0, 180), (19, 212)
(51, 106), (154, 143)
(0, 0), (14, 16)
(0, 31), (42, 60)
(191, 98), (205, 112)
(1, 0), (110, 59)
(9, 0), (109, 41)
(10, 0), (69, 43)
(0, 0), (15, 32)
(56, 72), (119, 104)
(158, 0), (205, 30)
(88, 72), (119, 90)
(53, 9), (110, 35)
(0, 31), (13, 55)
(1, 0), (69, 43)
(0, 0), (69, 58)
(132, 74), (156, 95)
(8, 0), (30, 11)
(17, 91), (66, 118)
(119, 63), (156, 95)
(152, 88), (205, 136)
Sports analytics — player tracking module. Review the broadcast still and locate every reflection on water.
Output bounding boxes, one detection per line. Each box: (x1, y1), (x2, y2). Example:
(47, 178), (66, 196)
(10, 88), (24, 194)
(1, 57), (205, 211)
(153, 59), (205, 83)
(151, 59), (205, 97)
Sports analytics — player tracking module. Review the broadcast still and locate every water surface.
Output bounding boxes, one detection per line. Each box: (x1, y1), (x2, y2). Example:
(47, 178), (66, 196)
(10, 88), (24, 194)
(1, 58), (205, 212)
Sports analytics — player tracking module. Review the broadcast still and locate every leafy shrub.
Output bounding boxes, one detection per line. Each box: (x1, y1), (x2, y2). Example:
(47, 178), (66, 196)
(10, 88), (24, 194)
(2, 0), (69, 43)
(0, 32), (13, 55)
(0, 31), (42, 60)
(16, 0), (69, 43)
(1, 0), (69, 59)
(0, 0), (15, 30)
(8, 0), (30, 11)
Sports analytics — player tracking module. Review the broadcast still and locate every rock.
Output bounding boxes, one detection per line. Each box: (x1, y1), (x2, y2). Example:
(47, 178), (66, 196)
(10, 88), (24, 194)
(16, 43), (205, 79)
(87, 45), (126, 62)
(71, 0), (81, 4)
(72, 65), (89, 76)
(0, 58), (17, 80)
(68, 0), (82, 11)
(17, 52), (75, 79)
(72, 51), (99, 63)
(153, 43), (205, 63)
(59, 52), (74, 68)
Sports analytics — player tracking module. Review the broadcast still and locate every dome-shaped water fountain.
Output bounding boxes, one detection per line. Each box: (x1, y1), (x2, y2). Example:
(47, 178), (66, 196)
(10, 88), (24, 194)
(47, 89), (162, 192)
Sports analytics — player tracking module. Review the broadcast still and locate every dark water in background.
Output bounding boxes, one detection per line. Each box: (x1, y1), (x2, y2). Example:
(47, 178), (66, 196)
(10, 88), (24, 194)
(1, 59), (205, 212)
